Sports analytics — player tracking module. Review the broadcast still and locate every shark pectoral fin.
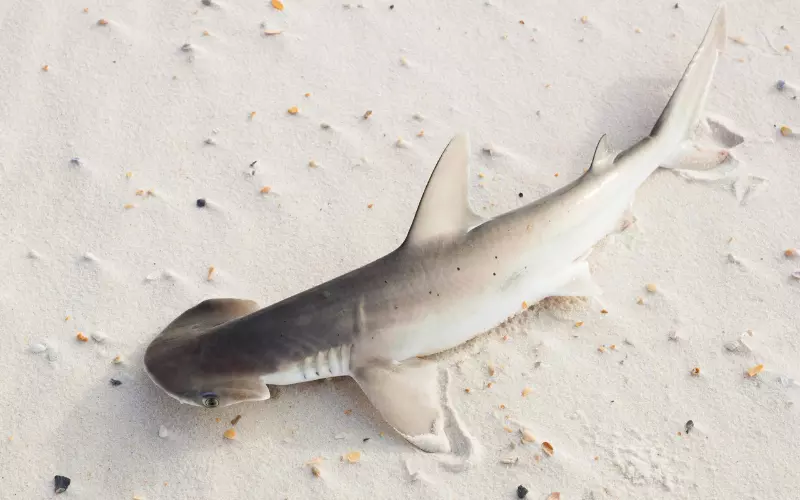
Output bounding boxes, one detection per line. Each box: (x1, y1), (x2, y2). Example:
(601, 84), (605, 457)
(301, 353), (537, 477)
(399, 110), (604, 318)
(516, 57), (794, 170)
(352, 359), (451, 454)
(551, 260), (603, 297)
(402, 134), (484, 247)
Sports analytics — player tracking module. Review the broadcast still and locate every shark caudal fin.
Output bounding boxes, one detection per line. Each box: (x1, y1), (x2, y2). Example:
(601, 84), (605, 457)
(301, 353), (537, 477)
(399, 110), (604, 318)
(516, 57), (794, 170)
(650, 4), (727, 151)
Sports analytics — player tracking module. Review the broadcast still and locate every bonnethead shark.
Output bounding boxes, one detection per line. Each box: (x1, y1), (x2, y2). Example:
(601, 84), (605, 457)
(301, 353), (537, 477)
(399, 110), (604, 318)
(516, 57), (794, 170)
(145, 5), (728, 455)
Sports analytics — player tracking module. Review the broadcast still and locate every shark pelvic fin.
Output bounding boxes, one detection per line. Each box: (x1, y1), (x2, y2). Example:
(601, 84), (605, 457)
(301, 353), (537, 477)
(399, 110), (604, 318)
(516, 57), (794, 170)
(550, 260), (603, 297)
(352, 358), (452, 453)
(403, 134), (483, 247)
(589, 134), (616, 173)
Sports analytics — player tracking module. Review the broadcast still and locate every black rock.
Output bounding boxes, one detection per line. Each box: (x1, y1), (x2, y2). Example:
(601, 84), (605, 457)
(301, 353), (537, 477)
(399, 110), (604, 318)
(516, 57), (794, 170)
(110, 378), (122, 387)
(54, 475), (71, 494)
(516, 485), (529, 499)
(685, 420), (694, 434)
(196, 198), (207, 208)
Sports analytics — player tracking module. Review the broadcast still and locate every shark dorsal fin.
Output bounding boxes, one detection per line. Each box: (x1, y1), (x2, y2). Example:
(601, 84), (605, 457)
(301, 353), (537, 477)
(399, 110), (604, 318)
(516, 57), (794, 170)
(402, 134), (483, 247)
(589, 134), (616, 172)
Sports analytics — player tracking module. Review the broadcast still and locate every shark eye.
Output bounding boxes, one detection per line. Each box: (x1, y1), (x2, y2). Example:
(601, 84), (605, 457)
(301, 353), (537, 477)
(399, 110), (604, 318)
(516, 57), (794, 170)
(201, 393), (219, 408)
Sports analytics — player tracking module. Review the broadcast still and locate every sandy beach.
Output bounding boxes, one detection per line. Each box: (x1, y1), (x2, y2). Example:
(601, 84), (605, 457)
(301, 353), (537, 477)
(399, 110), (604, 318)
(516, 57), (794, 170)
(1, 0), (798, 498)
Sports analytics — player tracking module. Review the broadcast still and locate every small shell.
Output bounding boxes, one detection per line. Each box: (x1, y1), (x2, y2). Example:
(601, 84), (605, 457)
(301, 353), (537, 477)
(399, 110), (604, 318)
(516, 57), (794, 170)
(207, 266), (215, 280)
(597, 346), (606, 353)
(343, 451), (361, 463)
(574, 321), (584, 327)
(97, 18), (109, 25)
(308, 160), (319, 168)
(42, 65), (49, 71)
(785, 248), (797, 258)
(158, 425), (169, 438)
(746, 364), (764, 377)
(264, 30), (283, 36)
(502, 426), (514, 433)
(542, 441), (554, 456)
(779, 126), (793, 137)
(363, 110), (373, 119)
(367, 203), (374, 209)
(260, 186), (272, 194)
(311, 465), (322, 477)
(547, 493), (562, 500)
(76, 332), (89, 342)
(600, 309), (608, 314)
(29, 343), (47, 354)
(691, 367), (701, 376)
(287, 106), (299, 115)
(223, 428), (237, 439)
(580, 15), (588, 23)
(521, 387), (533, 397)
(645, 283), (657, 293)
(271, 0), (284, 10)
(112, 355), (123, 364)
(522, 301), (528, 309)
(521, 429), (536, 442)
(488, 364), (496, 376)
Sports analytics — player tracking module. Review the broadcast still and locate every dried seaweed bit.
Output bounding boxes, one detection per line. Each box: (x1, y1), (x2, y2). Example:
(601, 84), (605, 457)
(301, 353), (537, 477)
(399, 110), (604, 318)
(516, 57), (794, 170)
(521, 387), (533, 397)
(231, 415), (242, 426)
(542, 441), (554, 456)
(54, 475), (71, 494)
(76, 332), (88, 342)
(363, 110), (373, 119)
(690, 367), (701, 376)
(223, 428), (237, 439)
(288, 106), (299, 115)
(746, 363), (764, 377)
(343, 451), (361, 463)
(271, 0), (284, 10)
(685, 420), (694, 434)
(516, 485), (529, 498)
(110, 378), (122, 387)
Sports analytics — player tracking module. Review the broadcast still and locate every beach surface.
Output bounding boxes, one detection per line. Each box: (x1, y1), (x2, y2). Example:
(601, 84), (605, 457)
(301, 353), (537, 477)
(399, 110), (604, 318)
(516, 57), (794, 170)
(1, 0), (799, 498)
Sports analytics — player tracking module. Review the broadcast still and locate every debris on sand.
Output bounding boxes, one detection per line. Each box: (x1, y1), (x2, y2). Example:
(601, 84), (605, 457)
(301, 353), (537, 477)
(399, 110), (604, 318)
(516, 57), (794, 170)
(54, 475), (71, 493)
(516, 484), (529, 498)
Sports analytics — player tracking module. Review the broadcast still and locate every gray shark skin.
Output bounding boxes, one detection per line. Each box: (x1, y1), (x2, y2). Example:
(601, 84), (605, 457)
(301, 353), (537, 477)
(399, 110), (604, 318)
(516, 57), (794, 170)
(145, 5), (728, 456)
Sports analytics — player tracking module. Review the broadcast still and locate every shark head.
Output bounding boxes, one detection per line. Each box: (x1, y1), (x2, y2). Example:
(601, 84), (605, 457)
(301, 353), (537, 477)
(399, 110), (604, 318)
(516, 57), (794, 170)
(144, 298), (272, 408)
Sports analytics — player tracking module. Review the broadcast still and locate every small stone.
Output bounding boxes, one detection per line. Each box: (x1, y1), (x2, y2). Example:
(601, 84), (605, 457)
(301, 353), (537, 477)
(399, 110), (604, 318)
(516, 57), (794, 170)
(202, 0), (214, 5)
(196, 198), (207, 208)
(204, 137), (216, 145)
(69, 157), (84, 167)
(517, 485), (529, 498)
(159, 425), (169, 438)
(320, 122), (331, 130)
(54, 475), (71, 494)
(777, 80), (786, 90)
(685, 420), (694, 434)
(110, 378), (122, 386)
(91, 332), (107, 343)
(792, 270), (800, 280)
(112, 355), (123, 364)
(181, 43), (193, 52)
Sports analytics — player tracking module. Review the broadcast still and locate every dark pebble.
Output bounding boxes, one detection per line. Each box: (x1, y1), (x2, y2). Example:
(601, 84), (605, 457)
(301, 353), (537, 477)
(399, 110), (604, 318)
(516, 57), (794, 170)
(674, 2), (679, 8)
(516, 485), (529, 499)
(389, 4), (394, 9)
(110, 378), (122, 387)
(54, 475), (71, 494)
(518, 192), (523, 198)
(362, 437), (370, 442)
(685, 420), (694, 434)
(196, 198), (207, 208)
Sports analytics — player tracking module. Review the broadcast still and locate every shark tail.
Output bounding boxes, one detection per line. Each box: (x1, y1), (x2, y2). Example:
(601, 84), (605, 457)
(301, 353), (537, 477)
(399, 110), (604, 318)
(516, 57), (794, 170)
(649, 4), (727, 160)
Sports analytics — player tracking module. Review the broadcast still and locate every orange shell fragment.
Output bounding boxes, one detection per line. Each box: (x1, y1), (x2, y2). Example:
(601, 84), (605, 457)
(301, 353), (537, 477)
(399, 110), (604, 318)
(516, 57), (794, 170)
(271, 0), (284, 10)
(542, 441), (554, 456)
(746, 364), (764, 377)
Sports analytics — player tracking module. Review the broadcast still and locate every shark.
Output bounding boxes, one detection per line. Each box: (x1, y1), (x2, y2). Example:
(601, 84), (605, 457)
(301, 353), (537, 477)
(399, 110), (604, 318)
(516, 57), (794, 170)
(145, 5), (728, 455)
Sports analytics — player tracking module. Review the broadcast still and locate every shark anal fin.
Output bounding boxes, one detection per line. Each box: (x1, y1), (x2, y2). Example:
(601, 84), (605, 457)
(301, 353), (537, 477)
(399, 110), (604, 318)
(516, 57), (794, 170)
(402, 134), (483, 247)
(352, 358), (451, 453)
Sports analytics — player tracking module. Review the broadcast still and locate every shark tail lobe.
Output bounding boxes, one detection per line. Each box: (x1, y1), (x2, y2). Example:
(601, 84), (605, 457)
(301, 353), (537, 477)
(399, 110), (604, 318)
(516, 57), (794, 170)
(649, 4), (727, 150)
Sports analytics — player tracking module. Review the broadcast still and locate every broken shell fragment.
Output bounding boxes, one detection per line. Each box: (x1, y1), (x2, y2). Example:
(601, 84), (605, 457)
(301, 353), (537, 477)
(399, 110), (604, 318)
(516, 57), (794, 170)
(343, 451), (361, 463)
(541, 441), (554, 456)
(746, 363), (764, 377)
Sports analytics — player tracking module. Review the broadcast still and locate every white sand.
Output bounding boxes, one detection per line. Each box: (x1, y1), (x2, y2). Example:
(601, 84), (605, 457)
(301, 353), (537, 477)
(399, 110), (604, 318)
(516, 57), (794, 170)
(2, 0), (798, 498)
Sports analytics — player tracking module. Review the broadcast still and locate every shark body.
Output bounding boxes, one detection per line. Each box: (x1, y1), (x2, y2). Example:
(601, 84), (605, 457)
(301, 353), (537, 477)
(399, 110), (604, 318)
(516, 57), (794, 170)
(145, 6), (728, 455)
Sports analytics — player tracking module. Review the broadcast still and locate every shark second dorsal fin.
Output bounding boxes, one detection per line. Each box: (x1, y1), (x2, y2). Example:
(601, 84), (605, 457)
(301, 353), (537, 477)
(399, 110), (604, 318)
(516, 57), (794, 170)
(589, 134), (616, 172)
(402, 134), (483, 247)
